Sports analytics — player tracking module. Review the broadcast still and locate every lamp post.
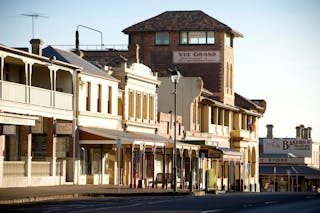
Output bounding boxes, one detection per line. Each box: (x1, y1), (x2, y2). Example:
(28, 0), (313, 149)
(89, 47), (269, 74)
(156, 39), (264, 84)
(170, 68), (181, 193)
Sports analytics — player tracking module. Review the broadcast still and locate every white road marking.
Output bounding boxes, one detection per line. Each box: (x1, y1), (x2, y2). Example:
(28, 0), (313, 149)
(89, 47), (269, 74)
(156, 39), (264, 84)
(264, 200), (278, 205)
(200, 209), (222, 213)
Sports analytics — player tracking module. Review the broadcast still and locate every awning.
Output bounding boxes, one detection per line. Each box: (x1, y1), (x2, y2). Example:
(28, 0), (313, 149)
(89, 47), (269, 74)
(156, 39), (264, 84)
(78, 126), (172, 146)
(217, 147), (241, 161)
(260, 165), (320, 178)
(0, 112), (38, 126)
(79, 126), (136, 144)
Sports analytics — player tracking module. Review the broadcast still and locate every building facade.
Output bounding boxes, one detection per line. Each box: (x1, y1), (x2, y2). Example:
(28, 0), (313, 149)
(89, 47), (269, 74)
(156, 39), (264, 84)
(259, 125), (320, 192)
(0, 40), (77, 187)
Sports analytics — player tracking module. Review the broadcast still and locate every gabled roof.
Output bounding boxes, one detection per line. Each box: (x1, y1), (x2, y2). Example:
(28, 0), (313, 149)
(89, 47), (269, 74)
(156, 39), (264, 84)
(123, 10), (243, 37)
(43, 46), (117, 81)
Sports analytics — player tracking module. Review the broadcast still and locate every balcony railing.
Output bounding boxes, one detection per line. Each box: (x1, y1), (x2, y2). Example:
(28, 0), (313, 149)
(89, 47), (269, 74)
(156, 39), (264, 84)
(231, 129), (257, 139)
(0, 80), (73, 111)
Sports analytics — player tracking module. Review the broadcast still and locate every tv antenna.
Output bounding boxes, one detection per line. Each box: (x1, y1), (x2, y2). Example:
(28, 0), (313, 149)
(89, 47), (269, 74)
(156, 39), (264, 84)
(21, 13), (48, 38)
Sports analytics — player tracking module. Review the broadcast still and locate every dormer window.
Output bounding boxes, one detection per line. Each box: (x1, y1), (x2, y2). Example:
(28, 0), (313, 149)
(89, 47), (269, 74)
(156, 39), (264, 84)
(155, 32), (169, 45)
(180, 31), (215, 45)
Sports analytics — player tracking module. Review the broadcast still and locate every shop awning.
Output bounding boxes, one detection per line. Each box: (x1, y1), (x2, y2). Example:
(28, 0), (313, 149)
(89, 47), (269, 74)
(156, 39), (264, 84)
(79, 126), (136, 144)
(78, 126), (172, 145)
(260, 165), (320, 178)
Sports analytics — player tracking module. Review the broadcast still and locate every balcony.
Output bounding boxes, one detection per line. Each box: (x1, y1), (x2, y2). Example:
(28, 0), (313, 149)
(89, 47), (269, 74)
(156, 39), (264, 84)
(0, 80), (73, 111)
(231, 129), (257, 140)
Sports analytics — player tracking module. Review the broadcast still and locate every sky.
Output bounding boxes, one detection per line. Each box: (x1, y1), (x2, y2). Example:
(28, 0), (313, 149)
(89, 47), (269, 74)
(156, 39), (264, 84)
(1, 0), (320, 141)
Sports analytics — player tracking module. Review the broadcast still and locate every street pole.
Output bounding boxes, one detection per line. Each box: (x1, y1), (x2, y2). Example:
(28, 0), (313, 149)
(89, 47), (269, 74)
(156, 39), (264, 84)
(173, 79), (177, 193)
(273, 166), (276, 192)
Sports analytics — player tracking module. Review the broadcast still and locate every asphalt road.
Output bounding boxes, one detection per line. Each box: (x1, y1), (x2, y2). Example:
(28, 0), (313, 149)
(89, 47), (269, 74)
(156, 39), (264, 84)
(2, 192), (320, 213)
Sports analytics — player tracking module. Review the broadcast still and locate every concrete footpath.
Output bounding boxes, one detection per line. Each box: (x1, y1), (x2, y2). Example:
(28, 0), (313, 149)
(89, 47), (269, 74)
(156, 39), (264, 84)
(0, 184), (203, 204)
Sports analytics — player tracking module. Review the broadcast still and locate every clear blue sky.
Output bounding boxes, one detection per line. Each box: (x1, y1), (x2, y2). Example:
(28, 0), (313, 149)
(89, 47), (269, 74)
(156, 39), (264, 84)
(1, 0), (320, 141)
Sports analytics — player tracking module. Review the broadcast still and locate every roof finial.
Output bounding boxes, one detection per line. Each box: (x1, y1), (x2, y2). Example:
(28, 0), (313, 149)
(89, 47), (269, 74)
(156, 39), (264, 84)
(136, 44), (140, 63)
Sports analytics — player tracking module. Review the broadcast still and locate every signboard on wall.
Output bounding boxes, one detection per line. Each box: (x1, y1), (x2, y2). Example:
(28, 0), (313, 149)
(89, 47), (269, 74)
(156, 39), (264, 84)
(3, 125), (16, 135)
(56, 123), (73, 135)
(173, 51), (220, 64)
(32, 117), (43, 134)
(263, 138), (312, 157)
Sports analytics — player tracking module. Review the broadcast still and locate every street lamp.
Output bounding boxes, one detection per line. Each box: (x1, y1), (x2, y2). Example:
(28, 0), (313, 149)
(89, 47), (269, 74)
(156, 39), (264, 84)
(170, 68), (181, 193)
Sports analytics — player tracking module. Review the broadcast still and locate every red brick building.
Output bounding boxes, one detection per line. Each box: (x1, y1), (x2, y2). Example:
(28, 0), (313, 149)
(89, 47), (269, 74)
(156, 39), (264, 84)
(122, 10), (243, 105)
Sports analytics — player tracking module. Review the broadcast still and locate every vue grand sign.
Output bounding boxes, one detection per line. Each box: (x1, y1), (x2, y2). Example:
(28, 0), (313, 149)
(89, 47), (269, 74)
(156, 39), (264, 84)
(173, 51), (220, 63)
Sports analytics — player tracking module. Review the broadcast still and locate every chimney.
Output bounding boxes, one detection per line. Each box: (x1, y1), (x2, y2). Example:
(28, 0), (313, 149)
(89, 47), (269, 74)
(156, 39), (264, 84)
(266, 124), (273, 139)
(296, 126), (301, 139)
(308, 127), (312, 139)
(30, 39), (44, 56)
(300, 124), (305, 139)
(303, 128), (308, 139)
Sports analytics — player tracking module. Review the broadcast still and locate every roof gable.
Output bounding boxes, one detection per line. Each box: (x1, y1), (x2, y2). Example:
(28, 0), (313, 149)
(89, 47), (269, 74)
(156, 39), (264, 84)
(123, 10), (243, 37)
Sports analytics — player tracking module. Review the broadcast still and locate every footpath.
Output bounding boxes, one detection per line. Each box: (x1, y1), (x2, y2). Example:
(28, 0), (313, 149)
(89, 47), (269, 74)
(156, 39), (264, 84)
(0, 184), (203, 205)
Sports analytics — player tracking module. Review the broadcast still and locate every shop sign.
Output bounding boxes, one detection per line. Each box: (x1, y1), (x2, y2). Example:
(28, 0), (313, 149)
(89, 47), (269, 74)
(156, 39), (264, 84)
(32, 117), (43, 134)
(173, 51), (220, 64)
(3, 125), (16, 135)
(208, 150), (221, 158)
(56, 123), (73, 135)
(263, 138), (312, 156)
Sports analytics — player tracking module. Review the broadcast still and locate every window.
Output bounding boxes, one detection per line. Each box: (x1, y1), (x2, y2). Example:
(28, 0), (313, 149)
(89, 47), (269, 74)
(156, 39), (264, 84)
(97, 84), (102, 112)
(155, 32), (169, 45)
(225, 33), (233, 47)
(211, 107), (214, 124)
(108, 86), (112, 114)
(129, 90), (134, 118)
(149, 95), (154, 120)
(86, 82), (91, 111)
(136, 92), (141, 119)
(180, 31), (215, 45)
(143, 94), (148, 120)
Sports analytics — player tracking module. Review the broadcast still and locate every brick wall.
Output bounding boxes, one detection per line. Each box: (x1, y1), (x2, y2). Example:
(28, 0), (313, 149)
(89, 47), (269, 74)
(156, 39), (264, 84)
(127, 30), (235, 105)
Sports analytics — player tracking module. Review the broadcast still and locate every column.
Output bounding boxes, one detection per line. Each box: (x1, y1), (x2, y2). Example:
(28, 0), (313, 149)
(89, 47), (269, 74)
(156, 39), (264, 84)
(180, 148), (184, 189)
(0, 129), (5, 187)
(195, 150), (199, 189)
(152, 146), (155, 188)
(188, 149), (192, 189)
(162, 146), (166, 188)
(20, 126), (32, 186)
(130, 144), (136, 188)
(67, 135), (73, 182)
(47, 118), (57, 177)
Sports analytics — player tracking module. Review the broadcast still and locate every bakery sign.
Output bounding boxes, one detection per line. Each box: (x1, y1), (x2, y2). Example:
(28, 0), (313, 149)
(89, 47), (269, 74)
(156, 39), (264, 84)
(173, 51), (220, 64)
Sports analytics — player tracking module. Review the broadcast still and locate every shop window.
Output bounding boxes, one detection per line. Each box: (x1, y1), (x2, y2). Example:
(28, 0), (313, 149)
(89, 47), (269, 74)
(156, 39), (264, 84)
(155, 32), (169, 45)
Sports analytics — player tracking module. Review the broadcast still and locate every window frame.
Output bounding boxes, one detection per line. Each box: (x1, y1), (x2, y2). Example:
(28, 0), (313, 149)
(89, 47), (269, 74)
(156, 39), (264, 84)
(179, 31), (215, 45)
(155, 32), (170, 46)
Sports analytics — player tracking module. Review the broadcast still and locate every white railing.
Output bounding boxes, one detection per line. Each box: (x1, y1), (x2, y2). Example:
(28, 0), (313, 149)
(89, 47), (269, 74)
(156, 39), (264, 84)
(31, 161), (51, 176)
(1, 81), (26, 103)
(0, 80), (73, 111)
(55, 91), (73, 110)
(209, 124), (230, 137)
(3, 161), (25, 176)
(30, 86), (51, 107)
